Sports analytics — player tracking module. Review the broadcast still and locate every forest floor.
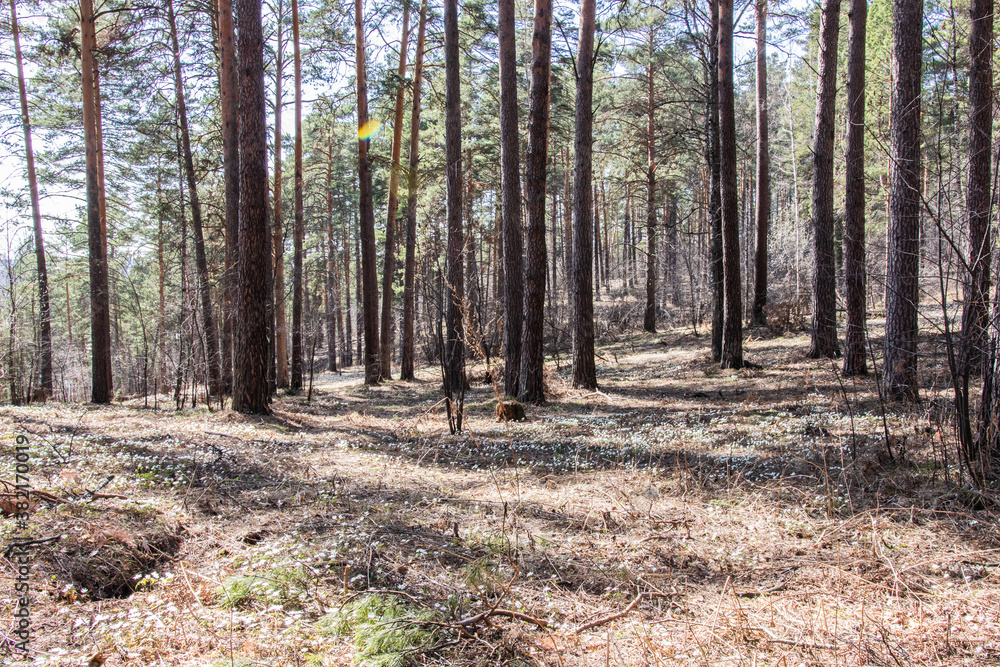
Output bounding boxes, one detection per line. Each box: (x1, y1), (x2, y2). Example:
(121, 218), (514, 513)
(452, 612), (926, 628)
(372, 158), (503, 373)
(1, 325), (999, 666)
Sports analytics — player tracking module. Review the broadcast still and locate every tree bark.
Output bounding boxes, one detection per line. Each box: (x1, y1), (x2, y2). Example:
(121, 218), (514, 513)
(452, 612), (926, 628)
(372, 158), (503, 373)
(572, 0), (597, 390)
(379, 1), (411, 381)
(401, 0), (428, 381)
(707, 0), (723, 361)
(443, 0), (465, 419)
(883, 0), (923, 401)
(168, 0), (224, 398)
(232, 0), (271, 413)
(643, 50), (657, 334)
(519, 0), (553, 403)
(356, 0), (381, 385)
(962, 0), (992, 374)
(273, 0), (289, 389)
(325, 139), (338, 373)
(12, 0), (51, 400)
(594, 182), (601, 298)
(218, 0), (239, 394)
(80, 0), (112, 404)
(343, 210), (354, 366)
(842, 0), (868, 376)
(563, 146), (573, 287)
(498, 0), (523, 398)
(719, 0), (743, 369)
(290, 0), (305, 390)
(750, 0), (770, 328)
(808, 0), (842, 358)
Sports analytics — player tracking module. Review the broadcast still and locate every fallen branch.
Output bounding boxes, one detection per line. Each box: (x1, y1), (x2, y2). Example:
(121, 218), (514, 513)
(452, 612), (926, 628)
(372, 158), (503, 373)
(91, 493), (129, 500)
(572, 592), (648, 634)
(579, 390), (613, 403)
(4, 535), (61, 558)
(487, 609), (549, 628)
(0, 483), (66, 505)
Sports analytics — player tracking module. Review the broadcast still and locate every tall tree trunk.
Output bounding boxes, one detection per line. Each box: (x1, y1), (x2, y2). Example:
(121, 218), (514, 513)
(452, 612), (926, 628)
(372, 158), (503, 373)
(379, 1), (411, 381)
(962, 0), (992, 374)
(602, 181), (610, 287)
(232, 0), (271, 413)
(443, 0), (465, 423)
(750, 0), (770, 328)
(707, 0), (724, 361)
(401, 0), (428, 381)
(156, 178), (166, 389)
(965, 0), (994, 475)
(12, 0), (51, 399)
(498, 0), (523, 398)
(356, 0), (381, 385)
(668, 193), (680, 304)
(343, 211), (354, 366)
(290, 0), (305, 390)
(563, 146), (573, 286)
(808, 0), (842, 358)
(572, 0), (597, 390)
(93, 67), (108, 259)
(326, 141), (338, 373)
(643, 52), (657, 334)
(719, 0), (743, 369)
(883, 0), (923, 401)
(168, 0), (224, 398)
(176, 142), (190, 409)
(593, 182), (601, 298)
(80, 0), (112, 404)
(218, 0), (239, 394)
(842, 0), (868, 376)
(519, 0), (553, 403)
(355, 222), (362, 363)
(273, 0), (289, 388)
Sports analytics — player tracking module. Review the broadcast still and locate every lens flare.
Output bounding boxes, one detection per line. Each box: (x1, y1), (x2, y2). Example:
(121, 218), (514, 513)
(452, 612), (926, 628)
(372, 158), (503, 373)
(358, 120), (381, 140)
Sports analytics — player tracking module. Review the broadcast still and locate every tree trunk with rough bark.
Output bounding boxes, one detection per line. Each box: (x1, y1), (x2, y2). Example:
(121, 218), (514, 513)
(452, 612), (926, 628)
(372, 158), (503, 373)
(498, 0), (523, 398)
(883, 0), (923, 401)
(842, 0), (868, 376)
(356, 0), (381, 385)
(443, 0), (465, 422)
(401, 0), (428, 381)
(808, 0), (842, 359)
(273, 0), (289, 389)
(325, 140), (338, 373)
(232, 0), (271, 413)
(379, 1), (411, 381)
(290, 0), (305, 390)
(12, 0), (51, 400)
(643, 52), (657, 334)
(707, 0), (723, 362)
(572, 0), (597, 390)
(719, 0), (743, 369)
(343, 213), (354, 367)
(218, 0), (239, 394)
(962, 0), (992, 375)
(751, 0), (770, 328)
(519, 0), (553, 404)
(168, 0), (224, 398)
(81, 0), (112, 404)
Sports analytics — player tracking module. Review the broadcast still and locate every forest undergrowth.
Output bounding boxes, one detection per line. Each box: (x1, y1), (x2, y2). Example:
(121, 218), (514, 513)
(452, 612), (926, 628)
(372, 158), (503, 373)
(1, 326), (998, 666)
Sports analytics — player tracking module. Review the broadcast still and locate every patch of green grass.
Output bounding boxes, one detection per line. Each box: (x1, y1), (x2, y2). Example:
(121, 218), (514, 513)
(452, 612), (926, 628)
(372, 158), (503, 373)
(319, 594), (441, 667)
(463, 558), (503, 595)
(218, 574), (263, 608)
(217, 565), (314, 609)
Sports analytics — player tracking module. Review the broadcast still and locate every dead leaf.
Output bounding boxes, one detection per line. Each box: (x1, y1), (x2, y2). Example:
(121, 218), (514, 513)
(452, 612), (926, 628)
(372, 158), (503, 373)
(87, 653), (105, 667)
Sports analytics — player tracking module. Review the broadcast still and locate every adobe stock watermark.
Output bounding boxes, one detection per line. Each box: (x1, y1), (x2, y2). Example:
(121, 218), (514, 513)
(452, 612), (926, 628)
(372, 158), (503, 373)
(8, 434), (33, 655)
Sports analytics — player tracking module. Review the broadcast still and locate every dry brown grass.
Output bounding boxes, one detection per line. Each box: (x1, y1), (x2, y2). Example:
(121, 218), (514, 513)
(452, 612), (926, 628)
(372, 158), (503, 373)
(0, 328), (997, 666)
